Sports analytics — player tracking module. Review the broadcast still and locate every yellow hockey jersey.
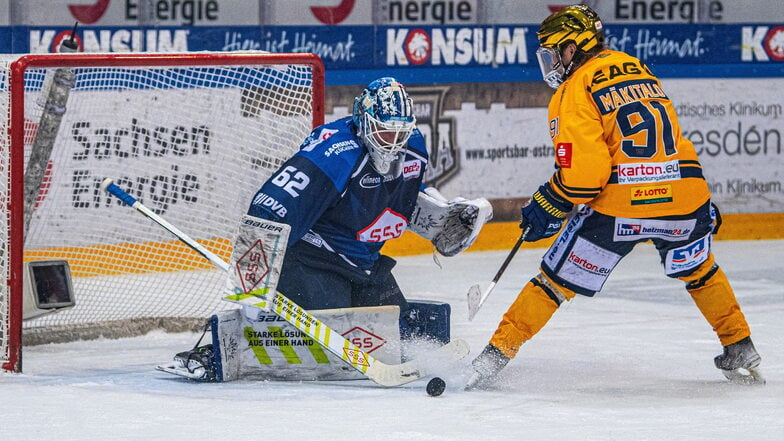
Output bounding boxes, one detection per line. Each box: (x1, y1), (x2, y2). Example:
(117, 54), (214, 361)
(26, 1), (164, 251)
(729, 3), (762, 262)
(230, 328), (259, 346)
(546, 49), (710, 218)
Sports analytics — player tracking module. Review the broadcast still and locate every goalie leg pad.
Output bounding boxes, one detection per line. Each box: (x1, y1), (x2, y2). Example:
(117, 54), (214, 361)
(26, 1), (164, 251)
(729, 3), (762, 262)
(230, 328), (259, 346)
(400, 300), (451, 344)
(196, 306), (403, 382)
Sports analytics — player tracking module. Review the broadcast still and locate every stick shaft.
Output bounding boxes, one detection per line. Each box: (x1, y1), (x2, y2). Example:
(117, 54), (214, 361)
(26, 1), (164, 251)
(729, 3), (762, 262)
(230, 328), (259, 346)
(476, 281), (497, 309)
(490, 231), (526, 284)
(101, 178), (229, 272)
(467, 228), (528, 320)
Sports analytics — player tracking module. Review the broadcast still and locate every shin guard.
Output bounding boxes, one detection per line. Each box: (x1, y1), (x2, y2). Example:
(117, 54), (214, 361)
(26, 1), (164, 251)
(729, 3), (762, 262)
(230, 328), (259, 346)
(681, 254), (750, 346)
(400, 300), (451, 344)
(489, 273), (574, 358)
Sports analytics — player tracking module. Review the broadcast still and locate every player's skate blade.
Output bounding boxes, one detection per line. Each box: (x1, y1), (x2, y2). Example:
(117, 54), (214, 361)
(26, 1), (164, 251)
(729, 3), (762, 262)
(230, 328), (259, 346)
(464, 344), (510, 391)
(720, 366), (765, 385)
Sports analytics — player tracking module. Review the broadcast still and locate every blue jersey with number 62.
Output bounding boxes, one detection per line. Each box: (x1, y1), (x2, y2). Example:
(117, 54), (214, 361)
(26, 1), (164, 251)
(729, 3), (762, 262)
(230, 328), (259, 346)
(248, 116), (428, 270)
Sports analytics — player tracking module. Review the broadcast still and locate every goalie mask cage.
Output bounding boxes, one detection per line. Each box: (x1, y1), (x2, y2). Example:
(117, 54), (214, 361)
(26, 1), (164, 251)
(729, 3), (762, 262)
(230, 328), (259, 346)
(0, 52), (324, 372)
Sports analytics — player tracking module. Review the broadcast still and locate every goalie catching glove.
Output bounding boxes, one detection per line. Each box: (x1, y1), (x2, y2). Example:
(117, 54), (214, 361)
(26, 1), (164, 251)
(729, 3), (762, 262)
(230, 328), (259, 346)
(409, 187), (492, 256)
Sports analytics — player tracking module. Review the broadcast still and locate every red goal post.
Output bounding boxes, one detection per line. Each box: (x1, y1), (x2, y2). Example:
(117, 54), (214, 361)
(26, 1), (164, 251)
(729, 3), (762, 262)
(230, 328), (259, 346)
(1, 52), (324, 372)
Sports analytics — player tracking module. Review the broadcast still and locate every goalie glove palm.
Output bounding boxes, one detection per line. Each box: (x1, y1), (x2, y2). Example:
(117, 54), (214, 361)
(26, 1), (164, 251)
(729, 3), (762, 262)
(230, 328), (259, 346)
(433, 201), (481, 256)
(520, 183), (572, 242)
(409, 188), (492, 257)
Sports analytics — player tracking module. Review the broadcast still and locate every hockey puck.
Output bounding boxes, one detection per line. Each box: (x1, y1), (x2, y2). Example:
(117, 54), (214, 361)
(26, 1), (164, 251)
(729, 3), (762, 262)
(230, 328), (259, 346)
(426, 377), (446, 397)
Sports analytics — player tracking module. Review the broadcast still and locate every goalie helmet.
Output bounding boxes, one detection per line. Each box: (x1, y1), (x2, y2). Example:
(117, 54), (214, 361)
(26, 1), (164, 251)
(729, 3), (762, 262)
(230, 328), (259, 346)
(353, 77), (416, 175)
(536, 4), (604, 88)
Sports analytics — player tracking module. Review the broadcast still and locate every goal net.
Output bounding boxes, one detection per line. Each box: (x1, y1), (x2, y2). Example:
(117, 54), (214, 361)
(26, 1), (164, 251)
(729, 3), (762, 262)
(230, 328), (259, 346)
(0, 52), (324, 372)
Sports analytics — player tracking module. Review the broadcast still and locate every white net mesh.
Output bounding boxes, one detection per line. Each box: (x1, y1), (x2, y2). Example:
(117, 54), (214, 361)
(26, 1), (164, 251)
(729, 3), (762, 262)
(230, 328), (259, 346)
(0, 53), (320, 364)
(1, 57), (10, 363)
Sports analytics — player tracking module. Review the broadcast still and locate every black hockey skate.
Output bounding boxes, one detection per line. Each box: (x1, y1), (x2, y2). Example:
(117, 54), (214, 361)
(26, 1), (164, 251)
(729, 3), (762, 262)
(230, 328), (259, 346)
(156, 344), (217, 381)
(464, 344), (510, 391)
(156, 322), (219, 382)
(171, 345), (217, 381)
(714, 336), (764, 385)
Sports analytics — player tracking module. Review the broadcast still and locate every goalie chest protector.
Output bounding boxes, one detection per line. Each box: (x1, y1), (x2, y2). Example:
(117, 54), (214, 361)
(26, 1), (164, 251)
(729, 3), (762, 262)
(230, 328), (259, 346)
(249, 117), (429, 269)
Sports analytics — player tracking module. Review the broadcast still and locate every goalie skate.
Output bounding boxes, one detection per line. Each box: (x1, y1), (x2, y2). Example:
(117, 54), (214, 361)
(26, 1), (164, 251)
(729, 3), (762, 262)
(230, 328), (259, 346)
(157, 345), (217, 382)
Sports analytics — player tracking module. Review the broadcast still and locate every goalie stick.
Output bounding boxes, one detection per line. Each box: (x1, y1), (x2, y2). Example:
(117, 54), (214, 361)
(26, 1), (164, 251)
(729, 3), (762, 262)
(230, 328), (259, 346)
(23, 25), (79, 236)
(466, 228), (528, 321)
(101, 178), (469, 387)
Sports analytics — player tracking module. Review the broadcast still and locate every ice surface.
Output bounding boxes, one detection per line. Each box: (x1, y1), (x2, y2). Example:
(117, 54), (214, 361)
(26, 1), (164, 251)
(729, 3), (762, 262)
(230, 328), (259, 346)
(2, 240), (782, 440)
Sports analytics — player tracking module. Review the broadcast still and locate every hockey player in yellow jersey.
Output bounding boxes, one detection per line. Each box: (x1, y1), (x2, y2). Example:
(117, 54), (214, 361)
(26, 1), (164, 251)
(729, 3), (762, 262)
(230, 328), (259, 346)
(466, 4), (763, 389)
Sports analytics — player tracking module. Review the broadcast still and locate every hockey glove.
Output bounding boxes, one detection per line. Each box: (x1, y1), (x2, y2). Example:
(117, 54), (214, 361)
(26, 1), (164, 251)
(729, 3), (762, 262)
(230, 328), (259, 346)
(520, 183), (573, 242)
(433, 197), (492, 256)
(409, 188), (493, 257)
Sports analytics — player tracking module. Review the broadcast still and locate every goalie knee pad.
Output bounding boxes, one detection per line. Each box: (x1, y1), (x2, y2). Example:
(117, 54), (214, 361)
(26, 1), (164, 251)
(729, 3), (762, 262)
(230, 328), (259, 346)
(400, 300), (451, 344)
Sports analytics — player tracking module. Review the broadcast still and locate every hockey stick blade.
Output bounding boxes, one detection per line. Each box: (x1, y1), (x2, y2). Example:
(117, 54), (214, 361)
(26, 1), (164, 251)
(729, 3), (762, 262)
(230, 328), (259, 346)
(467, 282), (496, 321)
(103, 178), (470, 387)
(367, 338), (469, 386)
(466, 231), (527, 321)
(466, 284), (482, 321)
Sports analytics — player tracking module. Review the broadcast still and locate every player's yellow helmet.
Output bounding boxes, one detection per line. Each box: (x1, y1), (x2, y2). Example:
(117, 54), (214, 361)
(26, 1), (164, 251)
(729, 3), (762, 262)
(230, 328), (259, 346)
(537, 4), (604, 51)
(536, 4), (605, 88)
